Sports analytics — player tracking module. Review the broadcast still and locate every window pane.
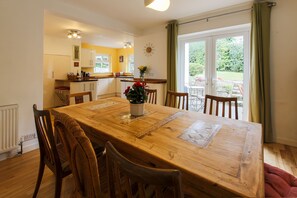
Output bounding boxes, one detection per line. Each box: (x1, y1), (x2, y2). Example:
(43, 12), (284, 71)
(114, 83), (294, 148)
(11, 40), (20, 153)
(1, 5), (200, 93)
(128, 55), (134, 73)
(215, 36), (244, 119)
(96, 56), (102, 61)
(94, 54), (111, 73)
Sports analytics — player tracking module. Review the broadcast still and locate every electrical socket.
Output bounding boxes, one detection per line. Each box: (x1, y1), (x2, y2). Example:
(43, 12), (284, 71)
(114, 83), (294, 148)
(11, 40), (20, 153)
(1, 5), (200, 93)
(23, 133), (36, 142)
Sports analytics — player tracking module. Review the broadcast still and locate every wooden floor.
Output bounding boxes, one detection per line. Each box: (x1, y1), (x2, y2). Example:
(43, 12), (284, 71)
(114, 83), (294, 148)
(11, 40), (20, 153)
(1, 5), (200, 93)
(0, 143), (296, 198)
(264, 143), (297, 176)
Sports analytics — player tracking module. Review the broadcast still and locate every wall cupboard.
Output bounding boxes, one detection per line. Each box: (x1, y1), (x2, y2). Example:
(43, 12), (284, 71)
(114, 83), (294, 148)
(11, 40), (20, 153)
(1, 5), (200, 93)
(81, 48), (96, 67)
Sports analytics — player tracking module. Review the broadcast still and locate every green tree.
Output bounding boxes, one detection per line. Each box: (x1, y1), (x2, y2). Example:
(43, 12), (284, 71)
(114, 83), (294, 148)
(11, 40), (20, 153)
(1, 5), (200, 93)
(216, 37), (244, 72)
(189, 42), (205, 76)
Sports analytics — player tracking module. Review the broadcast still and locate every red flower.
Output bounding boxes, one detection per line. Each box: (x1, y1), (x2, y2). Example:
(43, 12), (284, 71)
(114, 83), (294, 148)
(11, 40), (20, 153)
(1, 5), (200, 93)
(134, 81), (142, 87)
(124, 86), (130, 94)
(133, 81), (146, 87)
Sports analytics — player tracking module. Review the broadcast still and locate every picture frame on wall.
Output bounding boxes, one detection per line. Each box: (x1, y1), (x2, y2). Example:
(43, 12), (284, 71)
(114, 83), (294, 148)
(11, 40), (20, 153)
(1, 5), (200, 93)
(73, 45), (80, 61)
(119, 55), (124, 63)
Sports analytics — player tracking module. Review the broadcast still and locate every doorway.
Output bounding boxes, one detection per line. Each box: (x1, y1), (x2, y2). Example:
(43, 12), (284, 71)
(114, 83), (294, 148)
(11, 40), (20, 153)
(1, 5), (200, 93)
(178, 25), (250, 120)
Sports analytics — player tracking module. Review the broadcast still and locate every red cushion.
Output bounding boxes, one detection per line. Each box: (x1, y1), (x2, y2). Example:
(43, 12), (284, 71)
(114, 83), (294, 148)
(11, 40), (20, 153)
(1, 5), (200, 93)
(264, 163), (297, 197)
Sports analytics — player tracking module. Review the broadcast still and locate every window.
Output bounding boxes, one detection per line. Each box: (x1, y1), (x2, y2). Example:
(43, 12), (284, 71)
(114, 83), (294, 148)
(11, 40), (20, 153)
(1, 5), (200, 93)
(127, 55), (134, 73)
(94, 54), (111, 73)
(178, 24), (250, 120)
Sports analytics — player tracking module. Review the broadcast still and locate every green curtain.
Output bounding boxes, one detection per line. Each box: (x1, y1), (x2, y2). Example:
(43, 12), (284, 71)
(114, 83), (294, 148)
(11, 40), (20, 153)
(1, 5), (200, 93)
(250, 2), (273, 142)
(167, 20), (178, 92)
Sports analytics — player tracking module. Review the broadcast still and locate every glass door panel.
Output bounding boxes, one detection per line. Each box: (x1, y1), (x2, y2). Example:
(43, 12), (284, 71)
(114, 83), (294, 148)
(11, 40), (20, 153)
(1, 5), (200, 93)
(184, 40), (206, 112)
(214, 36), (245, 120)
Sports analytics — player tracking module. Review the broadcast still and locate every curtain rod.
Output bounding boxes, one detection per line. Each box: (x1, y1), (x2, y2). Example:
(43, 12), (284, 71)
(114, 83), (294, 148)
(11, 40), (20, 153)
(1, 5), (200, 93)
(178, 2), (276, 26)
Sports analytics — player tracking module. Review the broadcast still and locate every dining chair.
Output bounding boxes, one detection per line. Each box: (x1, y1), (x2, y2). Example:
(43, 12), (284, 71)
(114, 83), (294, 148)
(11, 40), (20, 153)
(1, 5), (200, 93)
(165, 90), (189, 110)
(145, 88), (157, 104)
(105, 141), (184, 198)
(69, 91), (92, 104)
(54, 112), (108, 197)
(203, 94), (238, 119)
(32, 104), (71, 198)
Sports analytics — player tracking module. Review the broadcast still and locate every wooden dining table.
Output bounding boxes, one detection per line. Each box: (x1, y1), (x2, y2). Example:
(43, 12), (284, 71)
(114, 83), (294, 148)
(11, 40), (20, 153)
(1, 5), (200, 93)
(52, 97), (264, 197)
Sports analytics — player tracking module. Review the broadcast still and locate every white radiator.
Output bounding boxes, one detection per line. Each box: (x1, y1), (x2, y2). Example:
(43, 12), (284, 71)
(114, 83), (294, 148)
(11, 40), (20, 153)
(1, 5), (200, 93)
(0, 104), (18, 153)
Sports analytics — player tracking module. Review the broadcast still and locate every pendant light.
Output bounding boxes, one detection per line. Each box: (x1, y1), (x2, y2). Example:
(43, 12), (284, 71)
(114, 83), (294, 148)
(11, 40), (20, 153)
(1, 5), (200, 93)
(144, 0), (170, 11)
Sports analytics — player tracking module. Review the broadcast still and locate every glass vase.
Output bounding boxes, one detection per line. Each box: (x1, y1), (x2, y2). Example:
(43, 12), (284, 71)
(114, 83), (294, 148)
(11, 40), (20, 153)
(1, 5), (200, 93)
(140, 73), (145, 81)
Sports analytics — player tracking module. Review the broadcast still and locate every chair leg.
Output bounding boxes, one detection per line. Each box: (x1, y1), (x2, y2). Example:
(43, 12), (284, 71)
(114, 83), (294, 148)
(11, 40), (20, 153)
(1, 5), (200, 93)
(33, 160), (45, 198)
(54, 175), (62, 198)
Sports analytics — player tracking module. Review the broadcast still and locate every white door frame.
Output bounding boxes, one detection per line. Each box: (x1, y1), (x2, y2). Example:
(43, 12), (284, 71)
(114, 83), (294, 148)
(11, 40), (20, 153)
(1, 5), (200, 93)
(178, 24), (250, 120)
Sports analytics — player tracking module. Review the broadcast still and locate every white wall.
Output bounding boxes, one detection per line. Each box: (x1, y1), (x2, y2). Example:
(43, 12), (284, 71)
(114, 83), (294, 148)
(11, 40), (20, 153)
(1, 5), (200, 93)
(134, 27), (167, 79)
(178, 3), (252, 35)
(270, 0), (297, 146)
(0, 0), (44, 155)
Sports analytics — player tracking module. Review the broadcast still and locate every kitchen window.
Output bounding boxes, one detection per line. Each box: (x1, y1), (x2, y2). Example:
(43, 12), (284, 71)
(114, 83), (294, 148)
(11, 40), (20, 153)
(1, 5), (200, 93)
(127, 54), (134, 73)
(94, 54), (111, 73)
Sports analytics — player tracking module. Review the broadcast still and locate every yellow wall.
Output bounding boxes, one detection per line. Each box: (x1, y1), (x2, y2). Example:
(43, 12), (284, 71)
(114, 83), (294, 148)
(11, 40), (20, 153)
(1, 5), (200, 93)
(81, 43), (134, 74)
(117, 48), (134, 73)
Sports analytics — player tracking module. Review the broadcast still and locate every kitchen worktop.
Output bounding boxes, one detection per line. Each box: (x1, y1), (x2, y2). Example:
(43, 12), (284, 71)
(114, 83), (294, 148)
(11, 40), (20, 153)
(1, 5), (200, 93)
(55, 75), (134, 82)
(120, 78), (167, 84)
(55, 78), (98, 82)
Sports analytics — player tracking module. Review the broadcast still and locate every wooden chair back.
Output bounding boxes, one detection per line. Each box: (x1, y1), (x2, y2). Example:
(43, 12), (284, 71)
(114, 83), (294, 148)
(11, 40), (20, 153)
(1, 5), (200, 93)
(32, 104), (71, 198)
(165, 91), (189, 110)
(145, 88), (157, 104)
(105, 141), (183, 198)
(54, 112), (105, 197)
(203, 94), (238, 119)
(69, 91), (92, 104)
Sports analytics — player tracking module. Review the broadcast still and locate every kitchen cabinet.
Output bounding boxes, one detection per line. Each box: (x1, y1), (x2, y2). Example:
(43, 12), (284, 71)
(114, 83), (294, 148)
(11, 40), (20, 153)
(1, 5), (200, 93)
(70, 81), (97, 104)
(97, 78), (116, 99)
(115, 78), (122, 97)
(44, 54), (71, 108)
(81, 48), (96, 67)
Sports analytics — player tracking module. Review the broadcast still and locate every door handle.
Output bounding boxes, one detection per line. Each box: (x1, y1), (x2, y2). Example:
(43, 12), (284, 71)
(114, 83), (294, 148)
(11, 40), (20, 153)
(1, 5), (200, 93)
(211, 79), (217, 87)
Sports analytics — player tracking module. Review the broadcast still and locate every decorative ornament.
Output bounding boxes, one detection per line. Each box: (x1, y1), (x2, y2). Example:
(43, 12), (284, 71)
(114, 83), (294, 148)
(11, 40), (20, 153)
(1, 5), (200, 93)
(143, 42), (154, 56)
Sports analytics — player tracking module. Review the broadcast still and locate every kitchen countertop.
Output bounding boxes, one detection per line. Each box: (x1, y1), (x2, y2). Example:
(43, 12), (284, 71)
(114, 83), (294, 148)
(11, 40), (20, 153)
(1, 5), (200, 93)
(55, 75), (134, 82)
(120, 78), (167, 84)
(55, 79), (98, 82)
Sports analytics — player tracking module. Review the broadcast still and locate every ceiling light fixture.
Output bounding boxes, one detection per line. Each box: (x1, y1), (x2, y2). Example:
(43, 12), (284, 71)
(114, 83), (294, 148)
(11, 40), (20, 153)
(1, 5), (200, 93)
(67, 30), (82, 39)
(123, 42), (132, 48)
(144, 0), (170, 11)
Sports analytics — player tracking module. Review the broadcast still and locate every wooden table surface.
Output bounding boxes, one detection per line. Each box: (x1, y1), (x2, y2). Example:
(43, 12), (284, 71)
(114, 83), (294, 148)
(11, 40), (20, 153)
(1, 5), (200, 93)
(52, 97), (264, 197)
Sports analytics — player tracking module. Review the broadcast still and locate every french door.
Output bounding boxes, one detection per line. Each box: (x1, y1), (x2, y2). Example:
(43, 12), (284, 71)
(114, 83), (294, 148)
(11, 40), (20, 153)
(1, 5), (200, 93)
(178, 25), (250, 120)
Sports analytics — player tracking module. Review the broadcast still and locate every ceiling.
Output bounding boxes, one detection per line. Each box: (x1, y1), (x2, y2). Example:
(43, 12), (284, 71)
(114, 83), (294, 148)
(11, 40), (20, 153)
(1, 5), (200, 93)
(44, 0), (252, 48)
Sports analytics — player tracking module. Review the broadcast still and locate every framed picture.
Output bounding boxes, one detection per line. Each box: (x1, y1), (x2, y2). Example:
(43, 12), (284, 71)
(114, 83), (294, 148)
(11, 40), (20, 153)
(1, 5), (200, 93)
(73, 45), (80, 61)
(74, 62), (79, 67)
(119, 55), (124, 63)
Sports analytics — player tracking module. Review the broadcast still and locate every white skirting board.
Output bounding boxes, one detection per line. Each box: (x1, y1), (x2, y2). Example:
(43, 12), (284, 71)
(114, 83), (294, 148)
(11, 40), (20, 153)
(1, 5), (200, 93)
(0, 139), (39, 161)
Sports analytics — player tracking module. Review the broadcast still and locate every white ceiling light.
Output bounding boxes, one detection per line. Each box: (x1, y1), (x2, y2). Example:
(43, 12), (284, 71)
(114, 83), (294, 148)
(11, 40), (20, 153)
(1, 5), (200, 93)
(144, 0), (170, 11)
(67, 30), (82, 39)
(123, 42), (132, 48)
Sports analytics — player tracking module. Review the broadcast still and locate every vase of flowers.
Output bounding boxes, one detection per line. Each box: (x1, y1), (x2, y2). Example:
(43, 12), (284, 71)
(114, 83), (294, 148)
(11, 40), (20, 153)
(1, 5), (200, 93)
(124, 81), (147, 116)
(138, 66), (147, 81)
